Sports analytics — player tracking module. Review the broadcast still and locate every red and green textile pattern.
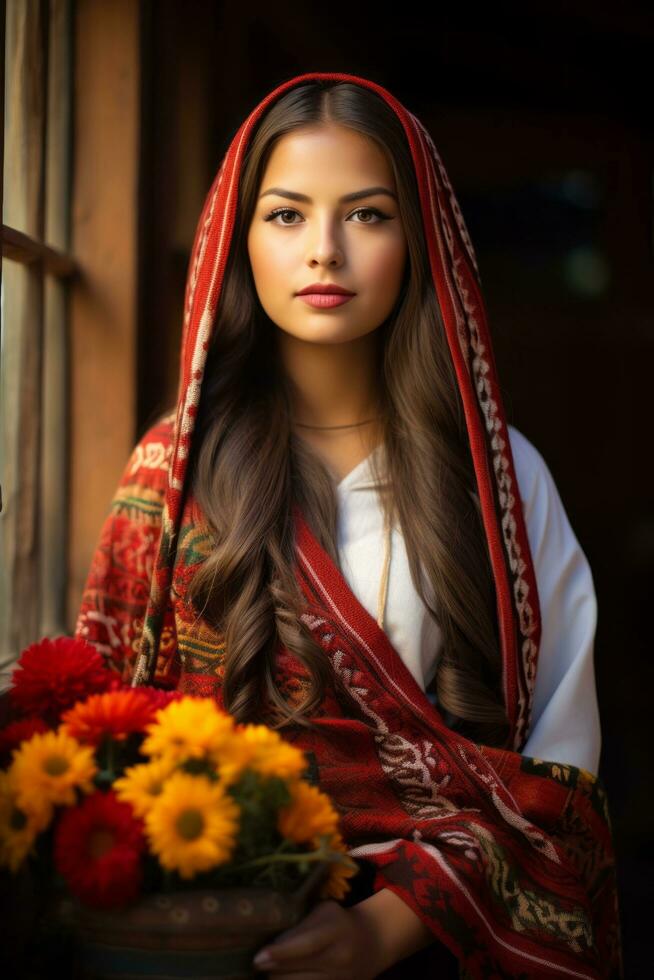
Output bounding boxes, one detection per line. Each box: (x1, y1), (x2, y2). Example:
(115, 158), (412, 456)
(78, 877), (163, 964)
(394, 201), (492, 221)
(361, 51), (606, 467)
(76, 415), (623, 978)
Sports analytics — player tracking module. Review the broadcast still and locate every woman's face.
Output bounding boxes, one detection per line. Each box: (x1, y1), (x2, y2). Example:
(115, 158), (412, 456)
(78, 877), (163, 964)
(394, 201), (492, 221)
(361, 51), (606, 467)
(247, 123), (408, 346)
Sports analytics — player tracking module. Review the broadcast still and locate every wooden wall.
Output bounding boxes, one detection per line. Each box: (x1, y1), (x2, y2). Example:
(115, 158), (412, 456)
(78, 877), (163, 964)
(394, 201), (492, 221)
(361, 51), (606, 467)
(67, 0), (140, 623)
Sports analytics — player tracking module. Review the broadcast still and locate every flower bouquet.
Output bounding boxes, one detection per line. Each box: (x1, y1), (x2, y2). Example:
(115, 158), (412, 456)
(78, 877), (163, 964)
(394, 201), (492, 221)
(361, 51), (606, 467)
(0, 636), (358, 979)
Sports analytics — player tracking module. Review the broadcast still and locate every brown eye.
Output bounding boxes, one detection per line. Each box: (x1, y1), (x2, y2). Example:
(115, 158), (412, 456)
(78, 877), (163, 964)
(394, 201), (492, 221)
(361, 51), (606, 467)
(264, 208), (301, 225)
(349, 207), (393, 224)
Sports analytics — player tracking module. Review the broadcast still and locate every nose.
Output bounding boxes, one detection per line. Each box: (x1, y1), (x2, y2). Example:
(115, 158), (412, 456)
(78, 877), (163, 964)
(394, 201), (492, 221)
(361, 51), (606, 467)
(306, 216), (344, 267)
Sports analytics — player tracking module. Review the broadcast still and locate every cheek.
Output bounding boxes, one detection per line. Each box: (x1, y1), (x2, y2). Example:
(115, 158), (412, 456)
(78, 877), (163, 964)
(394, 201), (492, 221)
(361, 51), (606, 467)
(364, 239), (407, 293)
(249, 233), (293, 290)
(248, 233), (267, 282)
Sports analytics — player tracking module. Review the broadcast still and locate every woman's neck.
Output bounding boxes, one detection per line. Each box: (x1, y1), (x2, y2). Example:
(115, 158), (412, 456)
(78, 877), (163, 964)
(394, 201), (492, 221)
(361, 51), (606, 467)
(277, 329), (382, 430)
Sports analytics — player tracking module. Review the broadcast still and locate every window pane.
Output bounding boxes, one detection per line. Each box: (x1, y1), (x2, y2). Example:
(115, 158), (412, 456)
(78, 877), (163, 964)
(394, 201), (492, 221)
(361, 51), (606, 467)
(3, 0), (45, 237)
(40, 0), (72, 637)
(0, 0), (46, 689)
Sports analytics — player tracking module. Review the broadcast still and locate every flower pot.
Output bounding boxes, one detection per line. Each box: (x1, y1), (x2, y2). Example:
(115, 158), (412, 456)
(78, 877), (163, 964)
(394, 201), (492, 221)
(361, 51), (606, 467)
(65, 862), (331, 980)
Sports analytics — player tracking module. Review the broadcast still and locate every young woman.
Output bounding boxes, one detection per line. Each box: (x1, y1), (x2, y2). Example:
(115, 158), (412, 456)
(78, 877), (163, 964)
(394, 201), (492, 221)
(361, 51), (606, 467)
(76, 72), (623, 978)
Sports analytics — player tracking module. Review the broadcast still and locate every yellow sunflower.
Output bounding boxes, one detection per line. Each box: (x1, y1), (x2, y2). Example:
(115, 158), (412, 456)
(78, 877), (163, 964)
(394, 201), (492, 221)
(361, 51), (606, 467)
(144, 771), (240, 879)
(140, 697), (235, 764)
(277, 779), (340, 845)
(209, 731), (261, 788)
(319, 831), (359, 901)
(9, 730), (97, 817)
(113, 756), (178, 819)
(224, 725), (308, 786)
(0, 770), (52, 873)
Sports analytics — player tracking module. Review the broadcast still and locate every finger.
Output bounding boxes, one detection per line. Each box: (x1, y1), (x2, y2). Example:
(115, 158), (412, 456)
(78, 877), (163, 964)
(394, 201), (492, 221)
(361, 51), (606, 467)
(271, 900), (338, 942)
(253, 930), (331, 970)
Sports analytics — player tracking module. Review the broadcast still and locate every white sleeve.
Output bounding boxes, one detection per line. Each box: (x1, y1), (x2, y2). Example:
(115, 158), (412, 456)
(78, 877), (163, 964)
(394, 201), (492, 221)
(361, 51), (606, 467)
(507, 425), (602, 776)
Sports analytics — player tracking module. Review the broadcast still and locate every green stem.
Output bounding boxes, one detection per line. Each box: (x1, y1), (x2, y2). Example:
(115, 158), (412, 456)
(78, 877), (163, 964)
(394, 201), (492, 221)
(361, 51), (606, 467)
(105, 738), (116, 780)
(233, 850), (325, 872)
(230, 837), (356, 875)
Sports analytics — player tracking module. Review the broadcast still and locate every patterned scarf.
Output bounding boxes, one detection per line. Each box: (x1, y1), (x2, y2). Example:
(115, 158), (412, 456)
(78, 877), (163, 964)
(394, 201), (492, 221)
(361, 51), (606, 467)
(80, 72), (623, 977)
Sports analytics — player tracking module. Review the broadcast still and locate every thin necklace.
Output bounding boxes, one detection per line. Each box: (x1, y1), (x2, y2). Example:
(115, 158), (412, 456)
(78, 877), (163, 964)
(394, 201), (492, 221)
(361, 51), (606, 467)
(377, 505), (392, 630)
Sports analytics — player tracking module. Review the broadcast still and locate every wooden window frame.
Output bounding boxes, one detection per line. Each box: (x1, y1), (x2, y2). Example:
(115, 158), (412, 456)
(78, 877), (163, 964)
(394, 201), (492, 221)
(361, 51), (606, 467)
(1, 0), (76, 691)
(1, 0), (141, 690)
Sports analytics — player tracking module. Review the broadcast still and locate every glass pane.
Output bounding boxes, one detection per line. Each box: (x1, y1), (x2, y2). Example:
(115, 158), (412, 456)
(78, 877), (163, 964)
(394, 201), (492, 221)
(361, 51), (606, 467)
(40, 0), (72, 636)
(0, 0), (46, 688)
(3, 0), (45, 237)
(0, 259), (43, 690)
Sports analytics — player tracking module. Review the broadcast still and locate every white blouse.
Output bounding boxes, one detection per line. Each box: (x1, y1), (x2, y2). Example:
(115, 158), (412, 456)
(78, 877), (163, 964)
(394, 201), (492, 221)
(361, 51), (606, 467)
(334, 425), (602, 776)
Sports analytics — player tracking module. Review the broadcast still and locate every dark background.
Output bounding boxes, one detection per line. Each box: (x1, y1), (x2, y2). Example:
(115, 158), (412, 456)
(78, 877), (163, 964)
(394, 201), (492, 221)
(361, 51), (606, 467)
(135, 3), (653, 975)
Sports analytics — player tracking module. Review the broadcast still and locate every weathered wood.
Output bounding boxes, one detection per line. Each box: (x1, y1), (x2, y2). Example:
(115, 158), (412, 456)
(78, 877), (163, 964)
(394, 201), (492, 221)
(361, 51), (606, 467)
(40, 0), (73, 639)
(67, 0), (140, 630)
(2, 222), (76, 277)
(0, 0), (46, 686)
(0, 0), (5, 520)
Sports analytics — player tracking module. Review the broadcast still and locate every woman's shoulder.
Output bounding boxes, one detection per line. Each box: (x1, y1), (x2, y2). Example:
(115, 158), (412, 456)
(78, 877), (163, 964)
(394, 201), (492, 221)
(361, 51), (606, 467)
(506, 423), (557, 526)
(105, 408), (177, 525)
(118, 408), (176, 493)
(506, 430), (600, 774)
(505, 423), (591, 577)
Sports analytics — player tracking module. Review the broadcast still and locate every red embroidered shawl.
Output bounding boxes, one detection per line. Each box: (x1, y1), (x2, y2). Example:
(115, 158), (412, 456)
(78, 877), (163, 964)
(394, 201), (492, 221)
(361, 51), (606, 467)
(75, 72), (623, 978)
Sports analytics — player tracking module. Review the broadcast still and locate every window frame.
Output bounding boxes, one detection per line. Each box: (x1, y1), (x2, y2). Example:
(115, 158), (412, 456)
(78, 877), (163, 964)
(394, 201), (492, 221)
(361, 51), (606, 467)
(0, 0), (76, 690)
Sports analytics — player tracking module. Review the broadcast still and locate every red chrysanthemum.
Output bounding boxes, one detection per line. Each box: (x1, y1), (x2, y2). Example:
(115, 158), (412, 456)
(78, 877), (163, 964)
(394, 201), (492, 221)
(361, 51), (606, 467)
(139, 687), (186, 712)
(53, 789), (145, 908)
(60, 689), (172, 747)
(0, 717), (50, 767)
(9, 637), (120, 725)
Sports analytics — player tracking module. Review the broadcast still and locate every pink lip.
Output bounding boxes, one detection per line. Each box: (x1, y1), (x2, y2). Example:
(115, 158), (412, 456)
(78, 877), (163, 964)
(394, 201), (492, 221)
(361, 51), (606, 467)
(298, 293), (355, 308)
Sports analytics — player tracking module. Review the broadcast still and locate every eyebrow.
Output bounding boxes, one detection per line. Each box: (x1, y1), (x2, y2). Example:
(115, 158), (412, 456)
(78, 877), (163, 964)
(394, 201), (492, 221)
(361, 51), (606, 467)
(258, 185), (398, 204)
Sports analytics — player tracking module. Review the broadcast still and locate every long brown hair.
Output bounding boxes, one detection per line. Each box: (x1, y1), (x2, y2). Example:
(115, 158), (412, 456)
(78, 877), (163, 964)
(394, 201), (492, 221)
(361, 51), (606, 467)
(185, 80), (510, 748)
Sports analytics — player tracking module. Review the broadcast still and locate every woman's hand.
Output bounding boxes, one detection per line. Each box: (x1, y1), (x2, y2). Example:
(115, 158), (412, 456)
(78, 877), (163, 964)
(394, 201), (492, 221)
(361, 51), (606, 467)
(251, 899), (384, 979)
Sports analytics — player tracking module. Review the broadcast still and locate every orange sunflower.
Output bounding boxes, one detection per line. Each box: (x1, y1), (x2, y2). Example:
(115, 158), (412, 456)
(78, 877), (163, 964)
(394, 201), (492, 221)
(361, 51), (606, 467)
(318, 831), (358, 901)
(277, 779), (340, 845)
